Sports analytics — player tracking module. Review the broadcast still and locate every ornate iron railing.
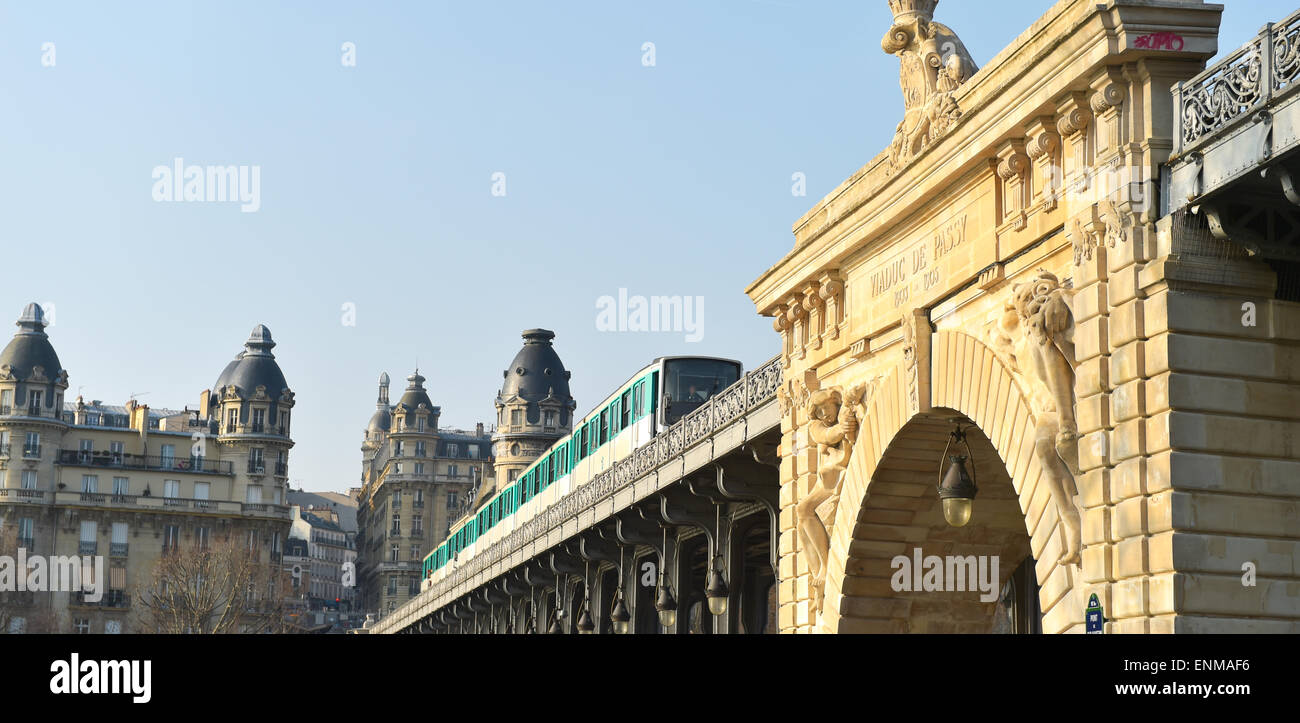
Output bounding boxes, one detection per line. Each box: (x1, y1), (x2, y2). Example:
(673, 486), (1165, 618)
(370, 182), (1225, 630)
(376, 355), (781, 631)
(1176, 9), (1300, 154)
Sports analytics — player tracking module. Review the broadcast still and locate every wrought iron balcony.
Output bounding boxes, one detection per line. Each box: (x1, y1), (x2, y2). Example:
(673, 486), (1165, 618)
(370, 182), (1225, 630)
(55, 450), (233, 474)
(248, 460), (266, 474)
(71, 590), (130, 609)
(110, 542), (129, 557)
(79, 541), (97, 555)
(23, 445), (40, 458)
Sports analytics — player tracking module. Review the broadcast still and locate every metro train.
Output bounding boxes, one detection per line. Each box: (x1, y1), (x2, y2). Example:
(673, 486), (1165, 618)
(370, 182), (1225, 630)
(422, 356), (742, 586)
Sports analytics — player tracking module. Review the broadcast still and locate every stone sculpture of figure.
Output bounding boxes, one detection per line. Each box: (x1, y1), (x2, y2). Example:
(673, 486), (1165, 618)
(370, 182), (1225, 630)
(881, 1), (979, 171)
(1010, 270), (1083, 566)
(797, 384), (866, 612)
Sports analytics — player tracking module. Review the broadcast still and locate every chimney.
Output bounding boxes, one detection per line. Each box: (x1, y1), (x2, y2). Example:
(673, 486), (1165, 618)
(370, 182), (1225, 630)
(476, 422), (484, 437)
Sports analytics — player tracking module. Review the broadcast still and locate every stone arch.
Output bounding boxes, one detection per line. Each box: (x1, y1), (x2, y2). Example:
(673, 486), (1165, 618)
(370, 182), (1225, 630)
(821, 331), (1082, 634)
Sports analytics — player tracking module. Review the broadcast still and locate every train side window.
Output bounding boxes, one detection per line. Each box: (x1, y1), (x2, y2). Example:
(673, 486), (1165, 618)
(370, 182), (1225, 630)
(620, 391), (631, 428)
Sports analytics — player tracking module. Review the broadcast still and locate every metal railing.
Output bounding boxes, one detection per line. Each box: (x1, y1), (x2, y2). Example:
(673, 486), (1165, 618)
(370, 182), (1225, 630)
(385, 355), (782, 629)
(1176, 9), (1300, 154)
(110, 542), (129, 557)
(79, 541), (97, 555)
(56, 450), (233, 474)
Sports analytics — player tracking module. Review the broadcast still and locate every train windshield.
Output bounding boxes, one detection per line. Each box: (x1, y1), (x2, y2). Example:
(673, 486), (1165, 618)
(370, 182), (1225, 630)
(662, 359), (741, 423)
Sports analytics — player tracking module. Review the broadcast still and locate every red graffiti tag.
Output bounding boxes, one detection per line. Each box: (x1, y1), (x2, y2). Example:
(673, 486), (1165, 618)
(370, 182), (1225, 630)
(1134, 32), (1185, 51)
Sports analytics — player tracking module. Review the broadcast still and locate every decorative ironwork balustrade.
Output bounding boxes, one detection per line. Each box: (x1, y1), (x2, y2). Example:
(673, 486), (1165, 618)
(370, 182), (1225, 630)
(1177, 9), (1300, 154)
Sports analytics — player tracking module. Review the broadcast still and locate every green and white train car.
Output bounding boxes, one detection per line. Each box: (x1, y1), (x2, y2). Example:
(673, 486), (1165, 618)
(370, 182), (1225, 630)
(422, 356), (742, 588)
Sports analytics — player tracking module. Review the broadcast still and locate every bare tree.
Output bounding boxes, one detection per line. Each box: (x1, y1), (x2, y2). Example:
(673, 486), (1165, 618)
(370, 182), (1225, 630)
(134, 532), (291, 634)
(0, 523), (57, 633)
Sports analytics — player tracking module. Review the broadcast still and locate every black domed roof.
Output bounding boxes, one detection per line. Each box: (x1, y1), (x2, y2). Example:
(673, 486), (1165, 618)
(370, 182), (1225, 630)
(500, 329), (571, 401)
(395, 371), (434, 413)
(213, 325), (289, 398)
(0, 304), (64, 381)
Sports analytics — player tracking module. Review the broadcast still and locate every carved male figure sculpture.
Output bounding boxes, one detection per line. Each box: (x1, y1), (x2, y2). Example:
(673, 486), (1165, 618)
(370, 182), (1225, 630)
(798, 384), (866, 611)
(1009, 270), (1083, 566)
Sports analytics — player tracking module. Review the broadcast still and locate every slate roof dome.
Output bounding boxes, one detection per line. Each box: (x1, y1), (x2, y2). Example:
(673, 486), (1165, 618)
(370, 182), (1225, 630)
(499, 329), (572, 401)
(367, 407), (392, 435)
(0, 303), (65, 381)
(213, 325), (289, 399)
(395, 371), (434, 413)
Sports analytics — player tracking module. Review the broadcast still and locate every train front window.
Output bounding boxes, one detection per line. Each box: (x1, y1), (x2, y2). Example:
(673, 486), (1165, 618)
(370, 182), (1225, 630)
(663, 360), (741, 406)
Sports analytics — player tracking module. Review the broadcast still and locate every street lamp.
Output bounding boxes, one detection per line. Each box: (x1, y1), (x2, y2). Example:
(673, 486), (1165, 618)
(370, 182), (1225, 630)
(577, 562), (596, 634)
(938, 422), (978, 528)
(610, 546), (631, 634)
(705, 504), (729, 616)
(655, 526), (677, 628)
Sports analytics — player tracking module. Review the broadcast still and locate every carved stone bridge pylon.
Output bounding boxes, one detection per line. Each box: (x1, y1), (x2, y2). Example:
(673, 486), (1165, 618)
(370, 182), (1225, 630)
(750, 0), (1300, 634)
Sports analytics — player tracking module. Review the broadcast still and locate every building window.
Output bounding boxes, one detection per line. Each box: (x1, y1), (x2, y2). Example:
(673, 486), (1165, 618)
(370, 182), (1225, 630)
(445, 492), (457, 511)
(410, 544), (420, 560)
(414, 462), (425, 475)
(163, 525), (180, 554)
(448, 464), (459, 478)
(507, 469), (517, 483)
(447, 444), (459, 458)
(468, 445), (479, 459)
(79, 439), (93, 458)
(112, 477), (129, 496)
(73, 618), (91, 634)
(196, 526), (210, 551)
(414, 489), (424, 508)
(392, 492), (402, 510)
(246, 486), (262, 504)
(412, 515), (423, 537)
(394, 441), (404, 457)
(109, 441), (124, 462)
(194, 482), (209, 500)
(252, 408), (265, 433)
(0, 389), (11, 412)
(29, 390), (42, 414)
(510, 409), (522, 425)
(416, 417), (425, 432)
(81, 475), (98, 494)
(544, 410), (557, 427)
(17, 518), (34, 549)
(249, 448), (264, 473)
(23, 432), (39, 457)
(79, 521), (97, 555)
(391, 513), (400, 536)
(111, 523), (128, 557)
(226, 409), (237, 433)
(20, 471), (37, 490)
(160, 444), (175, 468)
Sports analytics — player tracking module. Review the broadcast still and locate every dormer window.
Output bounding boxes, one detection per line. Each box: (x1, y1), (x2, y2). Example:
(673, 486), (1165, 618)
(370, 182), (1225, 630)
(226, 409), (238, 433)
(417, 417), (425, 432)
(252, 408), (266, 433)
(447, 443), (459, 457)
(510, 409), (522, 426)
(29, 390), (42, 414)
(544, 410), (557, 427)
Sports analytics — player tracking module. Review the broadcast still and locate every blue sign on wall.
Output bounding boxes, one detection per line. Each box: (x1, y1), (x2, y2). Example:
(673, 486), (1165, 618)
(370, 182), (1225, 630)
(1085, 593), (1104, 634)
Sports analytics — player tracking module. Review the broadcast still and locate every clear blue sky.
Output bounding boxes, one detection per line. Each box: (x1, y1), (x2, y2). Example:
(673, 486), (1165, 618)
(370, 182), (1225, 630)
(0, 1), (1289, 493)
